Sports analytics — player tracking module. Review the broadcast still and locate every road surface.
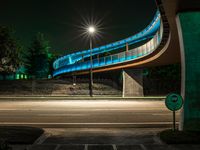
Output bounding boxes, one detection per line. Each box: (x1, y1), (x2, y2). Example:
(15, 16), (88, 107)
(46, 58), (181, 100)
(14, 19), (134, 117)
(0, 98), (179, 127)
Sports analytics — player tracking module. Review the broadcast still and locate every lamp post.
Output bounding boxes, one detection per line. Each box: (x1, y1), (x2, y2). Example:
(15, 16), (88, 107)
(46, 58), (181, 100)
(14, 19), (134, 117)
(88, 26), (95, 97)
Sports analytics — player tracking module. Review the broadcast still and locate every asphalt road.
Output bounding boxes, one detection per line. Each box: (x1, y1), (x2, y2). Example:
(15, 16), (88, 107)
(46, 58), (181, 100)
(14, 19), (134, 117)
(0, 98), (179, 128)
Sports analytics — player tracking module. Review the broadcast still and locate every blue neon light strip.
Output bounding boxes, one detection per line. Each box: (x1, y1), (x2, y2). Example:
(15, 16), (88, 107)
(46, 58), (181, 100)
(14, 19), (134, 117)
(53, 29), (162, 77)
(53, 50), (150, 77)
(53, 10), (162, 77)
(53, 10), (161, 70)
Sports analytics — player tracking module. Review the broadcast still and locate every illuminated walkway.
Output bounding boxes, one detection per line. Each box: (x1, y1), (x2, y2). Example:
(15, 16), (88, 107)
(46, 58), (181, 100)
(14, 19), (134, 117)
(53, 11), (162, 77)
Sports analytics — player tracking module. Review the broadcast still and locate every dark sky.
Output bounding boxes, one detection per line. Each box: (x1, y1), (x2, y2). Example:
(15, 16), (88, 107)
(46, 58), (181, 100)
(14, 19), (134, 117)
(0, 0), (157, 54)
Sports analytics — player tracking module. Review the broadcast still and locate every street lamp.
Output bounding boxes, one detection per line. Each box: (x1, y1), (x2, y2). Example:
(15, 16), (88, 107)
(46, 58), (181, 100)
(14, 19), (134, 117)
(88, 26), (95, 34)
(88, 26), (96, 97)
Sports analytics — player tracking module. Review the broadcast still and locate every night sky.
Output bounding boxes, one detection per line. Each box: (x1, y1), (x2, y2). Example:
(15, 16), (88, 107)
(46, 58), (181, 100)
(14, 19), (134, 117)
(0, 0), (157, 54)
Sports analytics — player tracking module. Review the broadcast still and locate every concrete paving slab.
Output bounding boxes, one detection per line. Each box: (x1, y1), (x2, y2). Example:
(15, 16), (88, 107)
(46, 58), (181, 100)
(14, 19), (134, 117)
(29, 144), (57, 150)
(145, 145), (200, 150)
(11, 145), (29, 150)
(116, 145), (143, 150)
(58, 145), (85, 150)
(172, 145), (200, 150)
(43, 128), (163, 145)
(88, 145), (114, 150)
(44, 135), (156, 145)
(144, 145), (178, 150)
(44, 128), (163, 137)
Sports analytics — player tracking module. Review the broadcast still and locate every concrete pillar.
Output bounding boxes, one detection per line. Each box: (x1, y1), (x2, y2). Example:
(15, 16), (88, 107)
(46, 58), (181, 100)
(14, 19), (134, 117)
(177, 12), (200, 131)
(122, 69), (143, 97)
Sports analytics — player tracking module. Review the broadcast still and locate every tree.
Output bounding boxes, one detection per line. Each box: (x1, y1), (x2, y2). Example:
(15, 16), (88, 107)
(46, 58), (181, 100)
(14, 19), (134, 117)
(47, 52), (58, 76)
(0, 26), (21, 78)
(23, 32), (51, 79)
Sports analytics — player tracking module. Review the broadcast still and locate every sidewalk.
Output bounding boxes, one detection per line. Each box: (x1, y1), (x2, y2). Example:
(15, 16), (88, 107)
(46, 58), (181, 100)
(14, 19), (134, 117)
(11, 128), (200, 150)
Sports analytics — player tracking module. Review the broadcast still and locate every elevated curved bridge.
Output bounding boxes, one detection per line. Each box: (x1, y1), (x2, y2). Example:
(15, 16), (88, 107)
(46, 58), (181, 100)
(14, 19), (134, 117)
(52, 0), (200, 131)
(53, 10), (168, 77)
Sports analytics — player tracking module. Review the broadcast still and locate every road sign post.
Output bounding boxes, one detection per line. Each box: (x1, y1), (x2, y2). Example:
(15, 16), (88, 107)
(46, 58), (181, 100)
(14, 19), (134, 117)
(173, 110), (175, 131)
(165, 93), (183, 131)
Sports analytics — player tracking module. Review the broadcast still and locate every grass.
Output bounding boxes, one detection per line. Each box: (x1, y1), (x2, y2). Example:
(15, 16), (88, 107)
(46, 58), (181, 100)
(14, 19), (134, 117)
(0, 126), (44, 144)
(159, 129), (200, 144)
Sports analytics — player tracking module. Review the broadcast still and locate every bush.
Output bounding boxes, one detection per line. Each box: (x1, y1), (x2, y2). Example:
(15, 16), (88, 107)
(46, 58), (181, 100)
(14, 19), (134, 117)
(0, 139), (12, 150)
(159, 129), (200, 144)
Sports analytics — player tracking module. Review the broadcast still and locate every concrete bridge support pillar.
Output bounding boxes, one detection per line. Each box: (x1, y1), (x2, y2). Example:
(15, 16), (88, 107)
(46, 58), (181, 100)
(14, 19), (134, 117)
(122, 69), (143, 97)
(177, 12), (200, 131)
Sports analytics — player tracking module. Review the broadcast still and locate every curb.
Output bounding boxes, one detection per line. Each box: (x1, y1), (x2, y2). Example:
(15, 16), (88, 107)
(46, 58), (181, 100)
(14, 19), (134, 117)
(0, 122), (178, 128)
(0, 96), (165, 101)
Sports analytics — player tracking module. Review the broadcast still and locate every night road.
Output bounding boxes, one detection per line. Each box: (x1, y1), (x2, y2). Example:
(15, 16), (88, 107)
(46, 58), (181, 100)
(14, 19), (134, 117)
(0, 98), (179, 128)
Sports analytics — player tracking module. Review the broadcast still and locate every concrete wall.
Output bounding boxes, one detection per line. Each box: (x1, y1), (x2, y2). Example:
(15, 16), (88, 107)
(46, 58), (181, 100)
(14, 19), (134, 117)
(122, 69), (143, 97)
(177, 12), (200, 131)
(0, 79), (121, 96)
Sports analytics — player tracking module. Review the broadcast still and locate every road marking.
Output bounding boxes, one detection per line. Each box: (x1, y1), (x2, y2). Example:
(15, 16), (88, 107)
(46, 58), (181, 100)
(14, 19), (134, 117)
(55, 144), (61, 150)
(153, 135), (164, 144)
(113, 144), (117, 150)
(152, 113), (171, 116)
(85, 144), (88, 150)
(37, 114), (89, 116)
(34, 132), (51, 145)
(0, 109), (167, 111)
(0, 122), (178, 125)
(140, 144), (147, 150)
(0, 109), (19, 111)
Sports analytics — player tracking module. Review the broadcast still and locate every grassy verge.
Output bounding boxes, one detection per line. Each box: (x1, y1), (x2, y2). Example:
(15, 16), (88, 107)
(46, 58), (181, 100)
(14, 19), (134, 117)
(159, 129), (200, 144)
(0, 126), (44, 144)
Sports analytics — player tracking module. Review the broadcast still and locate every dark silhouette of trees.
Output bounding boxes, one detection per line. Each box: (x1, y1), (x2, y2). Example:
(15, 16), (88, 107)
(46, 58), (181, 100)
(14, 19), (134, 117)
(0, 26), (22, 79)
(143, 64), (181, 95)
(22, 33), (51, 79)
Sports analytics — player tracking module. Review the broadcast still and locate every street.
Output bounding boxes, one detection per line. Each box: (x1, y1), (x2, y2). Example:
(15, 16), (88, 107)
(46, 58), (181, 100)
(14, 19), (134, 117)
(0, 98), (179, 127)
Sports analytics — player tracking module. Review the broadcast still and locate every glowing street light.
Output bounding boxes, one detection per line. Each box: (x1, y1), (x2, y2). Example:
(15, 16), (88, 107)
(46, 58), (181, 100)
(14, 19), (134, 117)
(88, 26), (96, 97)
(88, 26), (96, 34)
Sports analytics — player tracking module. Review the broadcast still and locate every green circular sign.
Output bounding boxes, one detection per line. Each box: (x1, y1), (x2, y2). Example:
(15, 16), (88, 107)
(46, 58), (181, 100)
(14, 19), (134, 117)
(165, 93), (183, 111)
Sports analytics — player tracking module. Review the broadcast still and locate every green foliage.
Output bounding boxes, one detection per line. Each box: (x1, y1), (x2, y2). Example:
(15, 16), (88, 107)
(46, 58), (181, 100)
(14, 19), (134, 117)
(48, 52), (58, 76)
(143, 64), (181, 95)
(0, 26), (22, 76)
(22, 33), (51, 79)
(159, 129), (200, 144)
(0, 139), (12, 150)
(0, 126), (44, 145)
(0, 26), (56, 80)
(145, 64), (181, 80)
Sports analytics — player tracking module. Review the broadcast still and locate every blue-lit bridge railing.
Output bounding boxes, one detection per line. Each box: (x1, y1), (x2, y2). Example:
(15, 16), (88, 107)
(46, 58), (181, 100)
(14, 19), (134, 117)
(53, 22), (163, 77)
(53, 10), (161, 70)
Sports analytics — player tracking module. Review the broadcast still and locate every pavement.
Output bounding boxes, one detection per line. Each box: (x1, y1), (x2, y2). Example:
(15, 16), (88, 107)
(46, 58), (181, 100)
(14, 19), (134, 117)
(0, 99), (178, 128)
(1, 97), (194, 150)
(11, 128), (200, 150)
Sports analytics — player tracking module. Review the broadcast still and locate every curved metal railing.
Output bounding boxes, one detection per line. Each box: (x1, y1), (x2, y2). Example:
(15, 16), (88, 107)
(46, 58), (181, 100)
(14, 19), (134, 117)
(53, 11), (163, 77)
(53, 10), (161, 70)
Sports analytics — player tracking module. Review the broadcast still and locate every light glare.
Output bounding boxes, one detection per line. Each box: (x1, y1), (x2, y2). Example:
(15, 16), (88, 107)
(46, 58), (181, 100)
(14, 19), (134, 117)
(88, 26), (95, 34)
